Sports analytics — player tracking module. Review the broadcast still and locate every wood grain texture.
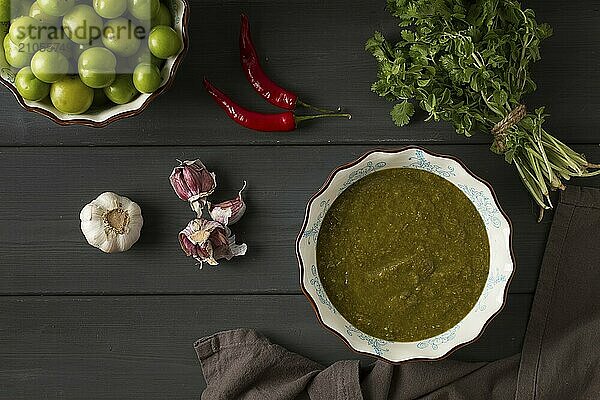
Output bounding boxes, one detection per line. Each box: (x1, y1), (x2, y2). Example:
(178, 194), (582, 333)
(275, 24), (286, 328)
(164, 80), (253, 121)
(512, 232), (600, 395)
(0, 0), (597, 146)
(0, 294), (532, 399)
(3, 144), (598, 295)
(1, 1), (599, 396)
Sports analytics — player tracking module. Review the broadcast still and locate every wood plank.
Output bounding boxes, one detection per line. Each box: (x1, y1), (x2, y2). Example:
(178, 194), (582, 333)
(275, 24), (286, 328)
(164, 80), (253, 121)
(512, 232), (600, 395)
(0, 0), (597, 146)
(0, 294), (532, 399)
(2, 144), (598, 295)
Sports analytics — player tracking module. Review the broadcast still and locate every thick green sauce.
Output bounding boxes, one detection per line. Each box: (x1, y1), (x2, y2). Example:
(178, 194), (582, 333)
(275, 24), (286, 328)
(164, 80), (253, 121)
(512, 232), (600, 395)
(316, 168), (490, 342)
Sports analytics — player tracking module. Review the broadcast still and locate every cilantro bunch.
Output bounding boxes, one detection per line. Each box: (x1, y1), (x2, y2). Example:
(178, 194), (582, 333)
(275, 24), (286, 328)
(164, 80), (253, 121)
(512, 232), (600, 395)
(367, 0), (600, 218)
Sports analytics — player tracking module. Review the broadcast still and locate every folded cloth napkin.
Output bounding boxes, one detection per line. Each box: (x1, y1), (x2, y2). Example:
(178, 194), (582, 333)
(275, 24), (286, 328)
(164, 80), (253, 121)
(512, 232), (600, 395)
(195, 186), (600, 400)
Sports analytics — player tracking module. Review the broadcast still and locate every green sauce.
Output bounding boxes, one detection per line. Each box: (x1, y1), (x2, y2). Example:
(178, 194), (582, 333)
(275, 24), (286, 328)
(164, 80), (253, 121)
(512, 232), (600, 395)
(316, 168), (489, 342)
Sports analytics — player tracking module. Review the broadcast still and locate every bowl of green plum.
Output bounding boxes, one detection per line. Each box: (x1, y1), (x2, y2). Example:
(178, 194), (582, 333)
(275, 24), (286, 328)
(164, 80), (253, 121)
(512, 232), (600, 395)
(0, 0), (189, 127)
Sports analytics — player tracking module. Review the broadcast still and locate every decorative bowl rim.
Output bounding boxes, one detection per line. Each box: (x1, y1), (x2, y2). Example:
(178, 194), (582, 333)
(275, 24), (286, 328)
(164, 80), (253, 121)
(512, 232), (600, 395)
(0, 0), (190, 128)
(296, 145), (516, 363)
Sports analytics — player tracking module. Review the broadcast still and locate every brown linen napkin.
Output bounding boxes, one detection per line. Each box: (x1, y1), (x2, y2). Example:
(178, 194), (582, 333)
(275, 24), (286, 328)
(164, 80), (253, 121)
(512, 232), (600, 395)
(194, 329), (366, 400)
(195, 329), (518, 400)
(515, 186), (600, 399)
(195, 185), (600, 400)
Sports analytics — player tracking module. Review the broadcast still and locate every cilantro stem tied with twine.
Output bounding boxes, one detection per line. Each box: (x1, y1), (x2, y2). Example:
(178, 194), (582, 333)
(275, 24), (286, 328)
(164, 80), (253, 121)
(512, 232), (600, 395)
(367, 0), (600, 220)
(491, 104), (527, 152)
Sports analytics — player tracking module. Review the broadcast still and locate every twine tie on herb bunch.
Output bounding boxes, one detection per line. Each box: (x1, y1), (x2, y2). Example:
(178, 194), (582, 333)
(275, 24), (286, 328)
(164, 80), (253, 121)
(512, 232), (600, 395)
(492, 105), (527, 153)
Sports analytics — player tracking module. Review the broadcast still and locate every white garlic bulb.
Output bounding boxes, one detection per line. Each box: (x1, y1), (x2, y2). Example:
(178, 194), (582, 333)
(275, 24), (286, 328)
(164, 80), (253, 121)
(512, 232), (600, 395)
(80, 192), (143, 253)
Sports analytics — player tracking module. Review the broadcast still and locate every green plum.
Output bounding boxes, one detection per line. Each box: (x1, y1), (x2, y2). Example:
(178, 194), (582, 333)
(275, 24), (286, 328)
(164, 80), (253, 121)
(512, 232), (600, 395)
(102, 17), (141, 57)
(0, 36), (11, 69)
(29, 1), (59, 24)
(4, 34), (33, 67)
(151, 3), (171, 28)
(15, 66), (49, 100)
(30, 49), (69, 82)
(132, 62), (160, 93)
(93, 0), (126, 19)
(50, 75), (93, 114)
(92, 87), (109, 107)
(78, 46), (116, 88)
(37, 0), (74, 17)
(63, 4), (103, 45)
(104, 73), (137, 104)
(127, 0), (159, 21)
(147, 25), (180, 59)
(9, 15), (44, 48)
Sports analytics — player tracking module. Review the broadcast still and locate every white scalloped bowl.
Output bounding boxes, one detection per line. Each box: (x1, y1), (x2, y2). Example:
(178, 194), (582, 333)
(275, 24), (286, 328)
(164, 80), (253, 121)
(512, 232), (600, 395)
(0, 0), (189, 127)
(296, 146), (514, 363)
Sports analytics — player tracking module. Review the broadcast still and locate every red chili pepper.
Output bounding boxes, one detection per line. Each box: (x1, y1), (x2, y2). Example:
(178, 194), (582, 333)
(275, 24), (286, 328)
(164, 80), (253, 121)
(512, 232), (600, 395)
(240, 14), (338, 114)
(204, 78), (351, 132)
(240, 14), (297, 110)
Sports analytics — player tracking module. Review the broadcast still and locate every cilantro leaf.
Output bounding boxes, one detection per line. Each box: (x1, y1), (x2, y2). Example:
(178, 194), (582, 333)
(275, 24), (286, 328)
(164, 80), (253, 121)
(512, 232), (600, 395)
(390, 101), (414, 127)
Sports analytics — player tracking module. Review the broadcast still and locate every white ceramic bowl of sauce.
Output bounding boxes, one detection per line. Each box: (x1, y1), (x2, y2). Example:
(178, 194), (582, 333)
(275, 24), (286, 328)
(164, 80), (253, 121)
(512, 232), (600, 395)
(297, 146), (515, 362)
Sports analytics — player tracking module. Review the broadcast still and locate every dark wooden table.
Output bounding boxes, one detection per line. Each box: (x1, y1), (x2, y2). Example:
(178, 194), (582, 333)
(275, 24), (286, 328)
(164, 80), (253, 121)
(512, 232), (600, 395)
(1, 1), (599, 398)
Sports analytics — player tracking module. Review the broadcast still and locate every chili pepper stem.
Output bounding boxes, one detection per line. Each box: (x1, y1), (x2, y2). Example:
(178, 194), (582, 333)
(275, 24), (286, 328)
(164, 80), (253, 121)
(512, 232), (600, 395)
(297, 100), (342, 114)
(295, 113), (352, 124)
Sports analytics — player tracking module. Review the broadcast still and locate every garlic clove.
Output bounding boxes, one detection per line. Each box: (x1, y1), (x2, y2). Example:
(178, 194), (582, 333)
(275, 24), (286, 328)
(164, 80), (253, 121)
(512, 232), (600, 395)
(93, 192), (122, 210)
(125, 200), (143, 218)
(208, 207), (232, 227)
(99, 236), (119, 254)
(80, 203), (99, 222)
(214, 231), (247, 261)
(178, 218), (247, 267)
(169, 160), (248, 266)
(117, 194), (135, 212)
(169, 159), (218, 203)
(81, 218), (108, 248)
(80, 204), (93, 222)
(209, 182), (247, 226)
(116, 232), (131, 252)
